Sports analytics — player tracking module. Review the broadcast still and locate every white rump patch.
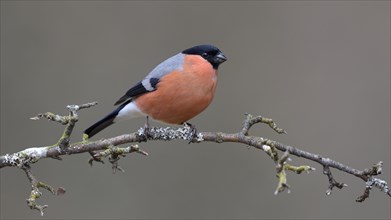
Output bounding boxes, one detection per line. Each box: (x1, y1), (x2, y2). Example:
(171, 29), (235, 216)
(114, 102), (146, 122)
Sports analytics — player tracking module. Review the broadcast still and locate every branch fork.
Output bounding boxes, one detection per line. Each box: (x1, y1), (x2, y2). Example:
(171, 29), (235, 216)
(356, 161), (390, 202)
(89, 144), (148, 173)
(323, 165), (348, 196)
(10, 102), (97, 215)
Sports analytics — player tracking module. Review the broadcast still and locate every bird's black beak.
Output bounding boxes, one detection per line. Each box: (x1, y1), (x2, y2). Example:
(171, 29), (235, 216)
(215, 52), (227, 64)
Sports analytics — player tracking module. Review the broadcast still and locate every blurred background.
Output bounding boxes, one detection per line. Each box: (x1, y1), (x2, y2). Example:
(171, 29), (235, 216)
(1, 1), (390, 219)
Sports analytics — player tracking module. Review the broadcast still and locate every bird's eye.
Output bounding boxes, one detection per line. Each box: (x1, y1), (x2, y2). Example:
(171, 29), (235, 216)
(201, 52), (208, 58)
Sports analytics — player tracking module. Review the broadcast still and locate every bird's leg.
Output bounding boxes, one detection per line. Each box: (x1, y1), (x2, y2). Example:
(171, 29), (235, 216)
(143, 116), (152, 139)
(184, 122), (198, 144)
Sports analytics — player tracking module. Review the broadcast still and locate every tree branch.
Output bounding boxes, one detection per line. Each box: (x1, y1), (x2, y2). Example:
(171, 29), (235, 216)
(0, 102), (389, 215)
(21, 165), (65, 216)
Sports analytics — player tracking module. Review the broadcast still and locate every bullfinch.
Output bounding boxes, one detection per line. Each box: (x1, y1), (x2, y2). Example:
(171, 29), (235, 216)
(84, 44), (227, 138)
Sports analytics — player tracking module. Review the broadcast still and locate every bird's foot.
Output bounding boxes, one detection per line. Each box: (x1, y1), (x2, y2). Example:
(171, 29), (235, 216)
(184, 122), (199, 144)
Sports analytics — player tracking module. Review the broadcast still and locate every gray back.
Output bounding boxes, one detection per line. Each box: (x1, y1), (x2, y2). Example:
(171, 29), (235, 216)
(145, 53), (185, 79)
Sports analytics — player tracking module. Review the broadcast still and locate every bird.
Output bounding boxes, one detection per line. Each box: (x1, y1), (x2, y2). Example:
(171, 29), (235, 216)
(84, 44), (227, 139)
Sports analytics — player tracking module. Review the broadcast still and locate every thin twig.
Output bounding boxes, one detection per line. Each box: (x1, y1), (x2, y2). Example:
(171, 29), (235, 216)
(323, 165), (348, 196)
(22, 165), (65, 216)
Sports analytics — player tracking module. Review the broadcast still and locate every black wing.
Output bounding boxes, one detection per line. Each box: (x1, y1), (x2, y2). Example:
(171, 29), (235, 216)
(84, 100), (131, 138)
(114, 78), (159, 105)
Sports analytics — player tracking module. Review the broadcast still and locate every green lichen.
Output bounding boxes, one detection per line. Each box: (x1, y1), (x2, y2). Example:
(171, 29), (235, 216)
(285, 164), (314, 174)
(275, 170), (290, 194)
(82, 133), (89, 142)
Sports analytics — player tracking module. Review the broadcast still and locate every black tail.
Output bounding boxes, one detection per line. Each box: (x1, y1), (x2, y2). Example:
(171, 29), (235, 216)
(84, 100), (131, 138)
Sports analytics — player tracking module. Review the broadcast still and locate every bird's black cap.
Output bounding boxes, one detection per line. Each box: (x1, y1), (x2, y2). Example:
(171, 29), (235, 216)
(182, 44), (227, 69)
